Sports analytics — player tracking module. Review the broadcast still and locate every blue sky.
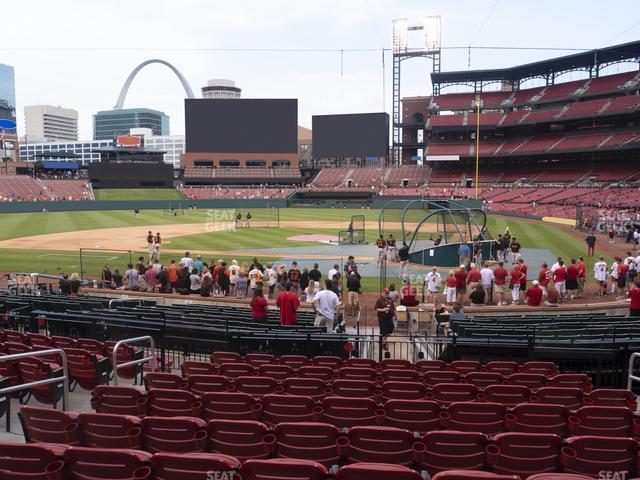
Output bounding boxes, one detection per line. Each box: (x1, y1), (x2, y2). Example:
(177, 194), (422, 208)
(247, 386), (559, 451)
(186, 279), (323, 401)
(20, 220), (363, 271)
(3, 0), (640, 139)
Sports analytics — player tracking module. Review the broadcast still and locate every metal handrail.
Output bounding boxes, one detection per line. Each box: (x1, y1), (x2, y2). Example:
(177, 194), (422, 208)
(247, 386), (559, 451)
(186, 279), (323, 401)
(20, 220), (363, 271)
(0, 349), (69, 410)
(627, 352), (640, 390)
(112, 336), (156, 386)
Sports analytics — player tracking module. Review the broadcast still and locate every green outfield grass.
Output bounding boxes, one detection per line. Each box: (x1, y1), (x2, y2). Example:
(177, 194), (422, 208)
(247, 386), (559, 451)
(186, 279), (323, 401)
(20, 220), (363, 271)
(93, 189), (185, 201)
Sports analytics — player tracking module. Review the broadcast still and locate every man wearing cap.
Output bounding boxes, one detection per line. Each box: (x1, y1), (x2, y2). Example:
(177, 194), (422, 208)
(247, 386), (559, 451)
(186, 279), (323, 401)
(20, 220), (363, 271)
(454, 265), (467, 303)
(493, 262), (509, 306)
(594, 256), (608, 297)
(375, 288), (395, 349)
(525, 280), (543, 307)
(458, 242), (471, 267)
(398, 242), (410, 279)
(425, 267), (442, 304)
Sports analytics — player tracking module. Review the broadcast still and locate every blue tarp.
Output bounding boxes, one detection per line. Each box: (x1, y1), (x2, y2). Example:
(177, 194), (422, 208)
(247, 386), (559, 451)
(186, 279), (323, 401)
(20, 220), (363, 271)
(43, 161), (79, 170)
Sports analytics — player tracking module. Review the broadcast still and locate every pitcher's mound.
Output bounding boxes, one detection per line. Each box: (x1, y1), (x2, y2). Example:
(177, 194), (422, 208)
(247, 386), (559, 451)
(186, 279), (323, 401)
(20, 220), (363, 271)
(288, 234), (338, 244)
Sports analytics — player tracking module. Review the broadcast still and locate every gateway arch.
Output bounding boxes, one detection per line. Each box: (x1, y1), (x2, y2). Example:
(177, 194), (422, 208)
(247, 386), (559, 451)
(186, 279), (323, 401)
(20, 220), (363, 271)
(114, 59), (196, 109)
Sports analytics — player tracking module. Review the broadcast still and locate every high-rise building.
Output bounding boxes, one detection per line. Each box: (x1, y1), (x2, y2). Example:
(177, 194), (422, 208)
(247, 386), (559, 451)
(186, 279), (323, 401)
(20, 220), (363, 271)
(0, 63), (16, 117)
(24, 105), (78, 142)
(201, 79), (241, 99)
(93, 107), (169, 140)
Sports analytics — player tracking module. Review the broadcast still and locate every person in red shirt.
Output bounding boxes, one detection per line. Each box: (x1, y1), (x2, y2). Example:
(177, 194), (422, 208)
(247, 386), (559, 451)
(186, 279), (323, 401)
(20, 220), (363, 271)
(553, 260), (567, 302)
(525, 280), (543, 306)
(493, 262), (508, 306)
(454, 265), (467, 303)
(617, 259), (629, 293)
(167, 260), (179, 292)
(517, 259), (528, 292)
(276, 282), (300, 326)
(629, 281), (640, 317)
(445, 270), (458, 305)
(250, 288), (269, 323)
(566, 259), (579, 300)
(466, 264), (481, 291)
(577, 257), (586, 298)
(538, 262), (550, 293)
(509, 265), (522, 304)
(401, 278), (419, 307)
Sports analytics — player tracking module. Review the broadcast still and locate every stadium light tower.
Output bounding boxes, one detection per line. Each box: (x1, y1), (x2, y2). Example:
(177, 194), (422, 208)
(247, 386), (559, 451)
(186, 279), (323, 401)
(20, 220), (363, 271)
(391, 16), (441, 165)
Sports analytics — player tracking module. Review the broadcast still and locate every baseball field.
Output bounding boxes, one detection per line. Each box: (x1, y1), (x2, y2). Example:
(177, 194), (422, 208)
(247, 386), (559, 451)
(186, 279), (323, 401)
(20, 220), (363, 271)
(0, 207), (604, 292)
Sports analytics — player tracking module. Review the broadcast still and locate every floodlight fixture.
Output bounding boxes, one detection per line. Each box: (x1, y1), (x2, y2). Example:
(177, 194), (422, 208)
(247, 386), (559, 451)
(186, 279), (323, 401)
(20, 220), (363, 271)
(392, 18), (408, 54)
(424, 16), (441, 52)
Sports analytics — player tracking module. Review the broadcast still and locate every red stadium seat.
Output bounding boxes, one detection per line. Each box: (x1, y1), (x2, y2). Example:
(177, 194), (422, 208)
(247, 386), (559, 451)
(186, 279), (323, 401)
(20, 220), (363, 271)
(77, 412), (142, 449)
(506, 403), (569, 436)
(207, 419), (270, 461)
(463, 371), (505, 388)
(381, 399), (441, 432)
(279, 354), (309, 370)
(344, 358), (378, 369)
(521, 361), (558, 376)
(281, 377), (329, 400)
(15, 357), (64, 407)
(64, 347), (110, 391)
(150, 452), (240, 480)
(527, 475), (593, 480)
(298, 365), (335, 382)
(218, 362), (256, 379)
(272, 421), (341, 466)
(561, 436), (639, 477)
(19, 406), (81, 445)
(441, 401), (507, 435)
(482, 384), (531, 407)
(548, 374), (592, 392)
(0, 442), (68, 480)
(426, 383), (479, 406)
(147, 388), (203, 417)
(262, 394), (319, 425)
(240, 458), (328, 480)
(506, 373), (549, 390)
(532, 387), (584, 409)
(201, 391), (262, 421)
(258, 363), (294, 380)
(486, 432), (562, 477)
(211, 351), (243, 366)
(321, 396), (379, 428)
(141, 416), (207, 453)
(144, 372), (187, 390)
(64, 447), (152, 480)
(415, 360), (448, 373)
(380, 381), (428, 401)
(76, 338), (104, 356)
(420, 431), (488, 475)
(187, 374), (235, 395)
(422, 370), (461, 387)
(585, 388), (636, 409)
(312, 355), (344, 369)
(381, 368), (420, 383)
(3, 330), (28, 344)
(450, 360), (482, 375)
(181, 360), (217, 377)
(568, 406), (640, 437)
(432, 472), (519, 480)
(52, 335), (79, 350)
(338, 367), (378, 382)
(335, 463), (423, 480)
(235, 375), (281, 398)
(105, 341), (143, 381)
(26, 333), (54, 348)
(91, 385), (148, 416)
(485, 361), (520, 376)
(342, 426), (423, 467)
(330, 379), (378, 398)
(244, 353), (277, 367)
(380, 359), (412, 370)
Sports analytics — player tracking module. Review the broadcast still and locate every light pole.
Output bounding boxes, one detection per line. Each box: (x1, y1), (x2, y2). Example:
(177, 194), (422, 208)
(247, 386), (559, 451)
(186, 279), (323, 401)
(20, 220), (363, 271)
(472, 98), (483, 199)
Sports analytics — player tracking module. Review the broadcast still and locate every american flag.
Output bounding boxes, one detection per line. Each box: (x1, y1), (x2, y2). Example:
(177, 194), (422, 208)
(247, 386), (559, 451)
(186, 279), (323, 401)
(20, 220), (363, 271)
(0, 130), (5, 148)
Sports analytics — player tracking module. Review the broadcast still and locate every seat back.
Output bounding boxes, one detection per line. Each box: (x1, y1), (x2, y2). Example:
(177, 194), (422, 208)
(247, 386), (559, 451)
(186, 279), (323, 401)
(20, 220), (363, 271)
(382, 399), (441, 432)
(240, 458), (328, 480)
(76, 338), (103, 355)
(279, 355), (309, 370)
(244, 353), (277, 367)
(335, 463), (423, 480)
(150, 452), (240, 480)
(0, 442), (68, 480)
(64, 447), (152, 480)
(273, 422), (341, 466)
(211, 351), (243, 366)
(19, 406), (80, 445)
(105, 341), (142, 380)
(77, 412), (142, 449)
(187, 374), (234, 395)
(421, 430), (487, 474)
(207, 419), (270, 461)
(427, 383), (479, 406)
(521, 361), (558, 376)
(568, 406), (638, 437)
(533, 387), (584, 409)
(548, 374), (592, 391)
(345, 426), (419, 467)
(235, 376), (280, 398)
(65, 347), (109, 391)
(321, 396), (378, 428)
(561, 436), (639, 477)
(443, 401), (506, 435)
(507, 403), (568, 436)
(148, 388), (202, 417)
(181, 360), (217, 377)
(450, 360), (482, 375)
(586, 388), (636, 409)
(144, 372), (186, 391)
(298, 366), (335, 382)
(261, 394), (318, 425)
(423, 370), (461, 387)
(380, 359), (412, 370)
(415, 360), (448, 373)
(381, 368), (419, 383)
(201, 392), (262, 421)
(15, 356), (63, 406)
(487, 432), (562, 477)
(507, 373), (549, 390)
(344, 358), (378, 369)
(281, 377), (329, 400)
(381, 381), (427, 401)
(141, 416), (207, 453)
(52, 335), (79, 350)
(338, 367), (378, 382)
(219, 362), (257, 379)
(463, 372), (504, 388)
(432, 471), (520, 480)
(26, 333), (54, 348)
(484, 361), (520, 376)
(330, 379), (377, 398)
(91, 385), (148, 416)
(258, 364), (294, 381)
(312, 356), (344, 369)
(482, 384), (531, 407)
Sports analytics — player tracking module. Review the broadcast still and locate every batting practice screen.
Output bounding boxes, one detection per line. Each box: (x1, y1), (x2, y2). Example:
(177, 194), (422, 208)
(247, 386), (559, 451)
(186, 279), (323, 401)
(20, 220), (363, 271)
(185, 99), (298, 153)
(312, 113), (389, 158)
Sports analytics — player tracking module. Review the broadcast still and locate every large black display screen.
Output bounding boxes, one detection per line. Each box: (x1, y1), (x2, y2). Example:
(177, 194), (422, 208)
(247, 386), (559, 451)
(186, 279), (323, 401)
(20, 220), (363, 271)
(89, 162), (174, 188)
(185, 99), (298, 153)
(312, 113), (389, 157)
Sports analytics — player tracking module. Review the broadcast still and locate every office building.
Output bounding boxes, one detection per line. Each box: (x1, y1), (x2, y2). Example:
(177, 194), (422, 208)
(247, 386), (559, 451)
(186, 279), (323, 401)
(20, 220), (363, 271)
(0, 63), (16, 116)
(93, 107), (169, 140)
(129, 128), (184, 168)
(201, 79), (241, 99)
(24, 105), (78, 142)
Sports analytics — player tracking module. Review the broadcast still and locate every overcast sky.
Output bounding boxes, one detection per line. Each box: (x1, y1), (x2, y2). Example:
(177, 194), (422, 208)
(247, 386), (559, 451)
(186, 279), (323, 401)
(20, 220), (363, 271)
(3, 0), (640, 139)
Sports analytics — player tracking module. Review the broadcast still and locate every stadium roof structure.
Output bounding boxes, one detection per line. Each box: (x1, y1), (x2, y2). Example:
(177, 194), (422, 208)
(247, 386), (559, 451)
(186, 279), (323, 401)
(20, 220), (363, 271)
(431, 40), (640, 90)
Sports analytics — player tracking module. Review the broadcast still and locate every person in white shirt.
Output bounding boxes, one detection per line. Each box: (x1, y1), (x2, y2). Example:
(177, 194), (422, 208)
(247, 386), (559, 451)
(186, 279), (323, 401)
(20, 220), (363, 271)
(180, 251), (194, 270)
(327, 264), (339, 282)
(551, 257), (562, 272)
(594, 256), (608, 296)
(228, 260), (240, 296)
(425, 267), (442, 304)
(312, 280), (341, 332)
(610, 260), (620, 294)
(248, 266), (263, 298)
(480, 263), (495, 302)
(263, 263), (277, 299)
(305, 281), (320, 303)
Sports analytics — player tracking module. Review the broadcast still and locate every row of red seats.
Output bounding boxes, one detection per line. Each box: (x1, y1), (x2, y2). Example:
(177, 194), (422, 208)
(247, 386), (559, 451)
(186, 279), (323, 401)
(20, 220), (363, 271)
(12, 412), (640, 478)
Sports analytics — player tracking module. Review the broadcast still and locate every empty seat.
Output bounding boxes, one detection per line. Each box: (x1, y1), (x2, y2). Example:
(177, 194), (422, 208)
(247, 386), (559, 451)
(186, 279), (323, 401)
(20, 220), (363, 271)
(181, 360), (217, 377)
(298, 366), (335, 382)
(527, 475), (593, 480)
(381, 369), (420, 383)
(380, 381), (428, 401)
(262, 394), (319, 425)
(485, 361), (520, 376)
(106, 341), (143, 381)
(141, 416), (207, 453)
(450, 360), (482, 375)
(91, 385), (148, 416)
(521, 361), (558, 376)
(548, 374), (592, 391)
(585, 388), (636, 409)
(211, 351), (243, 365)
(15, 357), (64, 406)
(442, 402), (506, 435)
(76, 338), (104, 356)
(281, 377), (329, 400)
(3, 330), (28, 344)
(343, 426), (422, 467)
(463, 371), (505, 388)
(273, 422), (341, 466)
(426, 383), (479, 406)
(335, 463), (423, 480)
(432, 471), (520, 480)
(338, 367), (378, 382)
(486, 432), (562, 477)
(533, 387), (584, 409)
(244, 353), (277, 367)
(219, 362), (256, 379)
(506, 403), (569, 436)
(235, 376), (280, 398)
(380, 359), (412, 370)
(0, 442), (68, 480)
(415, 360), (448, 373)
(64, 347), (110, 391)
(423, 370), (461, 387)
(330, 379), (378, 398)
(151, 452), (240, 480)
(240, 458), (328, 480)
(201, 391), (262, 421)
(64, 447), (152, 480)
(144, 372), (186, 390)
(19, 406), (81, 445)
(420, 431), (487, 475)
(312, 356), (344, 369)
(382, 399), (441, 432)
(507, 373), (548, 390)
(147, 388), (203, 417)
(187, 374), (234, 395)
(26, 333), (54, 348)
(279, 355), (309, 370)
(258, 364), (294, 381)
(345, 358), (378, 369)
(568, 406), (640, 437)
(561, 436), (639, 477)
(207, 419), (270, 461)
(52, 335), (79, 350)
(482, 384), (531, 407)
(77, 412), (142, 449)
(321, 396), (379, 428)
